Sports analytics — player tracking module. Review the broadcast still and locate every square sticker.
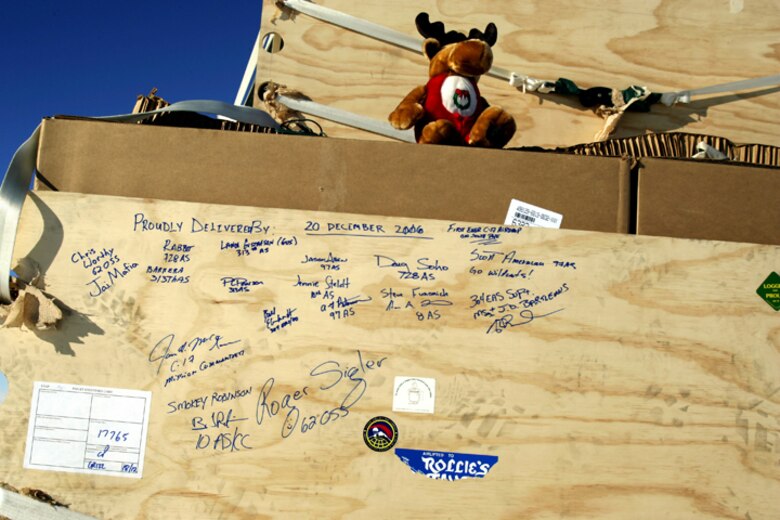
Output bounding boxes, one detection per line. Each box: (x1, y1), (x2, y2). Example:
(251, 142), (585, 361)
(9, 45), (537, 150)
(392, 376), (436, 414)
(24, 382), (152, 479)
(504, 199), (563, 229)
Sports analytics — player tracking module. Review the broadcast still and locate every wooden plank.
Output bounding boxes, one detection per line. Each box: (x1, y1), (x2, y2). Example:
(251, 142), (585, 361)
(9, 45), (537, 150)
(256, 0), (780, 148)
(0, 191), (778, 519)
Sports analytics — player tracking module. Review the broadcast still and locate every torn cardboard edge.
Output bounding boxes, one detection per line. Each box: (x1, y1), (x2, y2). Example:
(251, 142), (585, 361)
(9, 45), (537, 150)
(0, 260), (63, 330)
(535, 131), (780, 169)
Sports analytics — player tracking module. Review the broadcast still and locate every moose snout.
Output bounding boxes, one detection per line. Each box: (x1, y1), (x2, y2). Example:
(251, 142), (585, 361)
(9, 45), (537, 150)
(449, 40), (493, 77)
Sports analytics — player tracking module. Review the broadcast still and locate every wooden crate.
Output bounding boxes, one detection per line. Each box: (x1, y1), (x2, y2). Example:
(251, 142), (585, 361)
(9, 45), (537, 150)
(0, 191), (778, 518)
(255, 0), (780, 148)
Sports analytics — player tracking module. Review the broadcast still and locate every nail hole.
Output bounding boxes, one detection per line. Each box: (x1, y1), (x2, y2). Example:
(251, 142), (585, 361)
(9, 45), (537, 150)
(261, 32), (284, 54)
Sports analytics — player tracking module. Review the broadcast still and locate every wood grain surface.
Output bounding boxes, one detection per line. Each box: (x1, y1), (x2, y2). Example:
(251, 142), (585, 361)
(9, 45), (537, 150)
(0, 191), (778, 518)
(255, 0), (780, 148)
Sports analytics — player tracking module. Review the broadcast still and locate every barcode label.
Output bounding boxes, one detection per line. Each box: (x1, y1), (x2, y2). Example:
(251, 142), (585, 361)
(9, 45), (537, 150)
(504, 199), (563, 229)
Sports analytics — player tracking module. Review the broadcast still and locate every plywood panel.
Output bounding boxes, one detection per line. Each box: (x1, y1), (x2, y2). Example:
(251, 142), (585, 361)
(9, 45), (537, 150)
(255, 0), (780, 148)
(0, 191), (778, 519)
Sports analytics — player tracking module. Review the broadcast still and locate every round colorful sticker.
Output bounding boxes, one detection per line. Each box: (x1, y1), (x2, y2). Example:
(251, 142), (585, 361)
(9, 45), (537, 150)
(440, 75), (478, 118)
(363, 416), (398, 452)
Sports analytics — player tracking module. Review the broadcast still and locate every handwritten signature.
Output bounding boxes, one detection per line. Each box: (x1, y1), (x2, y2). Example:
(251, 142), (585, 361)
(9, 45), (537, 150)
(148, 333), (242, 375)
(255, 350), (387, 439)
(486, 308), (564, 334)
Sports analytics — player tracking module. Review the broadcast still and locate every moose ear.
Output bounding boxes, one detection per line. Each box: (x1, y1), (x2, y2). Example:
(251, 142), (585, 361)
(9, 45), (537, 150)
(483, 23), (498, 47)
(422, 38), (441, 60)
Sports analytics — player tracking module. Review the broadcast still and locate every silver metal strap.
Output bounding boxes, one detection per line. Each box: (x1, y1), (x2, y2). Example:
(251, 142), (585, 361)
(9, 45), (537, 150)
(660, 73), (780, 105)
(283, 0), (421, 53)
(0, 127), (41, 304)
(276, 94), (415, 142)
(0, 100), (280, 304)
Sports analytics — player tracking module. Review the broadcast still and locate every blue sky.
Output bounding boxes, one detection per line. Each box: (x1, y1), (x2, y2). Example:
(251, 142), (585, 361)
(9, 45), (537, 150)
(1, 1), (262, 180)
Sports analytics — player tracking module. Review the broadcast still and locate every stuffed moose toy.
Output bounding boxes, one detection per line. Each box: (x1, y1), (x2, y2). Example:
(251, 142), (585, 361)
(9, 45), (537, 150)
(389, 13), (516, 148)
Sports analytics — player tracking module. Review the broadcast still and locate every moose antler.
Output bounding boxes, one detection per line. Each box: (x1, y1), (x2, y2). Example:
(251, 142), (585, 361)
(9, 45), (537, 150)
(416, 13), (498, 47)
(415, 12), (467, 46)
(468, 23), (498, 47)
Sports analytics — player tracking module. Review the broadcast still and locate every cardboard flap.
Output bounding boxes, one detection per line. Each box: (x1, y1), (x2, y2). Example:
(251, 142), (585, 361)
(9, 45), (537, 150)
(637, 157), (780, 245)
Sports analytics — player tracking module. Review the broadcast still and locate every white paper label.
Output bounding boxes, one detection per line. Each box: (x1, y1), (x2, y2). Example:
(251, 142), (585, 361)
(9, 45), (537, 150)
(392, 376), (436, 414)
(24, 382), (152, 479)
(504, 199), (563, 229)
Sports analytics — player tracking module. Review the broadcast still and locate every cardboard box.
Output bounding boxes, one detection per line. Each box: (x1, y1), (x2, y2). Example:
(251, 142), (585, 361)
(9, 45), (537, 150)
(35, 118), (632, 233)
(637, 157), (780, 245)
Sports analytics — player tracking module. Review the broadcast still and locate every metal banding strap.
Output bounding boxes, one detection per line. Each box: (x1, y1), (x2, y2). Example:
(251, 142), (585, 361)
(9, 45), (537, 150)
(282, 0), (420, 53)
(0, 100), (280, 304)
(275, 94), (415, 142)
(0, 128), (41, 305)
(660, 73), (780, 105)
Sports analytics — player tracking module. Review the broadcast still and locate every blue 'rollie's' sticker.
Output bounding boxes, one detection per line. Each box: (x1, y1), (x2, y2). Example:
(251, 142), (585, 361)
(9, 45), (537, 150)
(394, 448), (498, 481)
